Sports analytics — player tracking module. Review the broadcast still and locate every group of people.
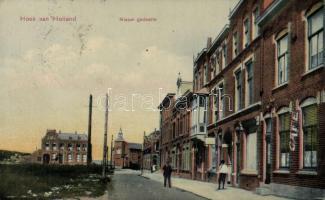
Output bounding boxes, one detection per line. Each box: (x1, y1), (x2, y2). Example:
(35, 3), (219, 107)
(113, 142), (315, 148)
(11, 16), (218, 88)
(162, 159), (228, 190)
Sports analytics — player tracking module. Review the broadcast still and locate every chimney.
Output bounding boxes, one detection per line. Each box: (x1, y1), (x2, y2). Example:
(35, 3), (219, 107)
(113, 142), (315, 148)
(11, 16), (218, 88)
(87, 94), (93, 165)
(207, 37), (212, 48)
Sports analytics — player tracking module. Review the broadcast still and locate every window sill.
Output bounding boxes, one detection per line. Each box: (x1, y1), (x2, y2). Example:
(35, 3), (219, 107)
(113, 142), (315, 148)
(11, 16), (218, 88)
(272, 82), (288, 93)
(296, 170), (318, 176)
(301, 65), (324, 80)
(273, 170), (290, 174)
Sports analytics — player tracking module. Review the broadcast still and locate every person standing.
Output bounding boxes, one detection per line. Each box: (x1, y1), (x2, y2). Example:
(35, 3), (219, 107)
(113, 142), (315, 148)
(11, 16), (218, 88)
(218, 160), (228, 190)
(162, 160), (172, 188)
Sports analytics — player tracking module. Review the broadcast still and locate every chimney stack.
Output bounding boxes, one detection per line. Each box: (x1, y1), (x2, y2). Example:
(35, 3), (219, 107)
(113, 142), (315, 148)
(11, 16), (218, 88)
(207, 37), (212, 48)
(87, 94), (93, 165)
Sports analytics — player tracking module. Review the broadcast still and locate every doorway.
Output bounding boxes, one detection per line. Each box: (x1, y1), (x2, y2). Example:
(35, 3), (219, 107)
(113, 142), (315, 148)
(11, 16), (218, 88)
(43, 154), (50, 164)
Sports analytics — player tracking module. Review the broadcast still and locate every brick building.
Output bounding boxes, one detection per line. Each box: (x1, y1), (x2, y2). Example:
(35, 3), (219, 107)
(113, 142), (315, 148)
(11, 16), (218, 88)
(113, 128), (142, 169)
(31, 129), (88, 165)
(143, 129), (160, 171)
(157, 0), (325, 198)
(159, 75), (193, 179)
(256, 0), (325, 199)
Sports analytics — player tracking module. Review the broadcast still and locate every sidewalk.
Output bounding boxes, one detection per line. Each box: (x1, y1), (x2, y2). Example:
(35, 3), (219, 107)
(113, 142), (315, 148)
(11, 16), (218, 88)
(141, 171), (289, 200)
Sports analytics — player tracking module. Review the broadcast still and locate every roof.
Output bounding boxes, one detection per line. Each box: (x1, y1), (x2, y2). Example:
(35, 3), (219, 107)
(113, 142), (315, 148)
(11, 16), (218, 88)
(57, 133), (88, 141)
(115, 128), (125, 142)
(158, 93), (176, 109)
(194, 48), (207, 64)
(229, 0), (244, 19)
(128, 143), (142, 150)
(207, 24), (229, 54)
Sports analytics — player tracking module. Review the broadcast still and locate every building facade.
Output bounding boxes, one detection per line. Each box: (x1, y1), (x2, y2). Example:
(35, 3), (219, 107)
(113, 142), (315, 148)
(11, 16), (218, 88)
(158, 0), (325, 198)
(143, 129), (160, 171)
(256, 0), (325, 199)
(113, 128), (142, 169)
(159, 76), (193, 179)
(31, 129), (88, 165)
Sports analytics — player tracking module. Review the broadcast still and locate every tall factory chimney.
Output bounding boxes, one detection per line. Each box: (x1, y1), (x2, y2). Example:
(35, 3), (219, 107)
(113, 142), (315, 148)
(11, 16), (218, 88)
(87, 94), (93, 165)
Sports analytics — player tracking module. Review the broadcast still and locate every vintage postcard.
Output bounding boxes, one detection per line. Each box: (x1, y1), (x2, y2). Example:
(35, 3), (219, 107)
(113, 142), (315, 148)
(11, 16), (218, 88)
(0, 0), (324, 199)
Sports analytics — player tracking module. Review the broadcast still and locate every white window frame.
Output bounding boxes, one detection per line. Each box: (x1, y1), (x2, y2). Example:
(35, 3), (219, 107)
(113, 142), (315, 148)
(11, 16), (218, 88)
(275, 31), (289, 86)
(221, 43), (227, 69)
(243, 17), (251, 48)
(233, 65), (243, 112)
(306, 6), (324, 70)
(245, 60), (254, 106)
(300, 97), (318, 169)
(277, 108), (290, 169)
(233, 31), (238, 58)
(252, 7), (260, 40)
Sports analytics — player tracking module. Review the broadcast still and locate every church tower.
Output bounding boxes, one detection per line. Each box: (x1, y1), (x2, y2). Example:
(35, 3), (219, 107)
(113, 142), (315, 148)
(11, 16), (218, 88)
(113, 128), (126, 168)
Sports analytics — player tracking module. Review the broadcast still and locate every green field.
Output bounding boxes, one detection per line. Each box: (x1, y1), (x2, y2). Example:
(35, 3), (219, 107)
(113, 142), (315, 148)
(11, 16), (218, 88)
(0, 164), (108, 199)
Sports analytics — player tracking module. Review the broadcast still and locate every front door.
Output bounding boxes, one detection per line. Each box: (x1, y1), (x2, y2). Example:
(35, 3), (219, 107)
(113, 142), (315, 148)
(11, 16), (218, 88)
(43, 154), (50, 164)
(265, 118), (272, 184)
(265, 135), (271, 184)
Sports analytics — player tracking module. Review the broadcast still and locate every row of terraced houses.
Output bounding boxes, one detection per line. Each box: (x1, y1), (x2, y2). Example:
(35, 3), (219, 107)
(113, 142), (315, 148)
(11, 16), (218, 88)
(158, 0), (325, 199)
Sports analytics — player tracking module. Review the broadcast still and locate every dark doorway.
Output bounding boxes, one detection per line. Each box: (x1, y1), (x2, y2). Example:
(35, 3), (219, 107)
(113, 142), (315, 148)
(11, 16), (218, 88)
(43, 154), (50, 164)
(265, 118), (272, 184)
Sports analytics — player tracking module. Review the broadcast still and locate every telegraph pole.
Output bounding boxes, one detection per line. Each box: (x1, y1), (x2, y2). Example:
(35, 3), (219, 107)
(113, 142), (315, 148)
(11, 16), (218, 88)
(87, 94), (93, 166)
(102, 93), (109, 178)
(141, 131), (145, 175)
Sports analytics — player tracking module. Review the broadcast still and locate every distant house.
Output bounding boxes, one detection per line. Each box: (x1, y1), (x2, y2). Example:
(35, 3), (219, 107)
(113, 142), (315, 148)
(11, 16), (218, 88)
(113, 128), (142, 169)
(30, 129), (88, 165)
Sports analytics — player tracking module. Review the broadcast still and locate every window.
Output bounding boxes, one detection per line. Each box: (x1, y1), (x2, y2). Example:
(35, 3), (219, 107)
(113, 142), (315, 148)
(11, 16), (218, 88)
(77, 154), (81, 162)
(82, 144), (87, 151)
(252, 7), (259, 39)
(308, 7), (324, 70)
(52, 143), (57, 150)
(222, 45), (227, 69)
(235, 70), (243, 111)
(219, 83), (225, 119)
(83, 154), (87, 162)
(244, 18), (250, 48)
(233, 32), (239, 58)
(204, 63), (208, 85)
(52, 153), (57, 160)
(277, 34), (289, 85)
(279, 113), (290, 168)
(246, 61), (254, 105)
(77, 144), (81, 151)
(246, 132), (257, 170)
(59, 143), (64, 150)
(212, 88), (218, 123)
(68, 153), (73, 162)
(45, 143), (49, 151)
(302, 104), (318, 169)
(68, 143), (73, 151)
(199, 96), (206, 107)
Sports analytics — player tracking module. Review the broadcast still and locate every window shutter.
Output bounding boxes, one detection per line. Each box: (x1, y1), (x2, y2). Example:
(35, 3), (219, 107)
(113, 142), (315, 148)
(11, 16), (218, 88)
(303, 105), (317, 126)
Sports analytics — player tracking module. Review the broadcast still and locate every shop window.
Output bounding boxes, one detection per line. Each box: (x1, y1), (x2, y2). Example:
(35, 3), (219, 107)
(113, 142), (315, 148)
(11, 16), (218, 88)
(279, 112), (290, 168)
(302, 104), (318, 169)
